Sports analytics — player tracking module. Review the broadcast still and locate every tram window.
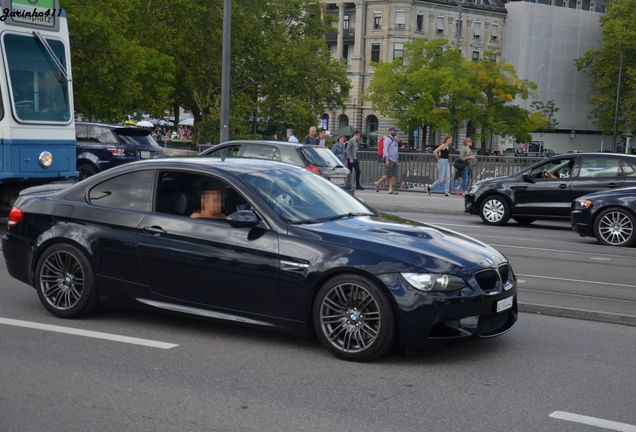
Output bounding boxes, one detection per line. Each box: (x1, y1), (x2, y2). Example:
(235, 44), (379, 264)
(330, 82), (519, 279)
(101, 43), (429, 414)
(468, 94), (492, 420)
(3, 34), (71, 123)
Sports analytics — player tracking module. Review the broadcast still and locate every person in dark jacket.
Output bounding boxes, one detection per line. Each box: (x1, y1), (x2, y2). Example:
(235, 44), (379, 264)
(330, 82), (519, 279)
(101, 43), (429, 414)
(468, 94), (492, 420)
(346, 130), (364, 190)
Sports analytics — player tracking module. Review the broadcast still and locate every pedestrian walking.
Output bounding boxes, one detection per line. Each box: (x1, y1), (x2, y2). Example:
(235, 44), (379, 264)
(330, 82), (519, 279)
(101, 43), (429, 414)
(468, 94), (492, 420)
(304, 127), (319, 145)
(453, 137), (475, 196)
(287, 128), (299, 143)
(372, 126), (399, 194)
(317, 128), (327, 147)
(346, 130), (364, 190)
(332, 135), (347, 165)
(427, 135), (452, 196)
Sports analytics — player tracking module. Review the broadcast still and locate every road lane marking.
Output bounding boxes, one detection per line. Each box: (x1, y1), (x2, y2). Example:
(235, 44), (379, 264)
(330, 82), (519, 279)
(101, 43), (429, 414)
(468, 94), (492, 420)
(517, 274), (636, 289)
(549, 411), (636, 431)
(0, 317), (179, 349)
(520, 287), (636, 303)
(491, 244), (636, 259)
(590, 256), (612, 261)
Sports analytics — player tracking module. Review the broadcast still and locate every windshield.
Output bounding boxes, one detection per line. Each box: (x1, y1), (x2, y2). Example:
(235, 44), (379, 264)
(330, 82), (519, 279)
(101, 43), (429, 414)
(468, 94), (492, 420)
(3, 34), (70, 123)
(299, 147), (344, 168)
(239, 168), (372, 224)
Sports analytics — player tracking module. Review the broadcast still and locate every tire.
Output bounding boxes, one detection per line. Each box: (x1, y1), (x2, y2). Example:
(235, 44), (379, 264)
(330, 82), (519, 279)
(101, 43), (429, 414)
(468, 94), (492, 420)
(78, 163), (98, 180)
(313, 274), (396, 362)
(513, 217), (536, 225)
(34, 243), (99, 318)
(593, 207), (636, 247)
(479, 195), (511, 226)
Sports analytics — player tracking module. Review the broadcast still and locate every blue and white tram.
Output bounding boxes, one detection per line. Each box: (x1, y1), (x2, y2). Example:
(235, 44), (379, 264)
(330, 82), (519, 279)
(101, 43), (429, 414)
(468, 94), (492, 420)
(0, 0), (76, 209)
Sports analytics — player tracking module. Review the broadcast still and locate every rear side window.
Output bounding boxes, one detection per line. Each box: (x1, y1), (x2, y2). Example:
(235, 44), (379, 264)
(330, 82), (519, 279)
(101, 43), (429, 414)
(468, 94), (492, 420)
(579, 157), (622, 178)
(298, 147), (343, 168)
(117, 132), (162, 149)
(620, 159), (636, 177)
(75, 124), (88, 140)
(87, 126), (118, 144)
(89, 170), (155, 212)
(243, 144), (281, 161)
(205, 145), (241, 158)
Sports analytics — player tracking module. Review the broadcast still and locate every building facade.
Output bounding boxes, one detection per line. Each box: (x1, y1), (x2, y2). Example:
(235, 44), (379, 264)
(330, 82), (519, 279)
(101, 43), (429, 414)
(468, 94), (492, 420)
(323, 0), (507, 148)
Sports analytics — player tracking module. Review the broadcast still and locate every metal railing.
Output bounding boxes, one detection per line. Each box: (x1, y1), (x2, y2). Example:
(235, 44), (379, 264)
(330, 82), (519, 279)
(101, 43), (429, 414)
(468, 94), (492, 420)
(356, 151), (544, 192)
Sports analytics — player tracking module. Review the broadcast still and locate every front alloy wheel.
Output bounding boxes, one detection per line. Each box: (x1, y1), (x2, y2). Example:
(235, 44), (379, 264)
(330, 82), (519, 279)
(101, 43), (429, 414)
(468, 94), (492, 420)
(480, 196), (511, 226)
(594, 208), (636, 247)
(313, 275), (396, 361)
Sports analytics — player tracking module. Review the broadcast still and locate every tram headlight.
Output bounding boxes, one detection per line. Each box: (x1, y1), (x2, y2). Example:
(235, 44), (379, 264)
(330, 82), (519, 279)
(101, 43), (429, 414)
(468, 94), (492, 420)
(39, 151), (53, 168)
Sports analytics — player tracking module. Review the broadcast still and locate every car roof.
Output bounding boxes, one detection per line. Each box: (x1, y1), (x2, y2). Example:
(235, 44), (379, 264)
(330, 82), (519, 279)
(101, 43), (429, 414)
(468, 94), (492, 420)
(216, 140), (318, 149)
(76, 121), (147, 132)
(111, 156), (299, 175)
(558, 152), (636, 158)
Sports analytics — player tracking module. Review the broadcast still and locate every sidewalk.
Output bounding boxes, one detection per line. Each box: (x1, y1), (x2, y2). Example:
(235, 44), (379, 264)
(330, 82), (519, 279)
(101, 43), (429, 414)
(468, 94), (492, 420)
(355, 189), (466, 215)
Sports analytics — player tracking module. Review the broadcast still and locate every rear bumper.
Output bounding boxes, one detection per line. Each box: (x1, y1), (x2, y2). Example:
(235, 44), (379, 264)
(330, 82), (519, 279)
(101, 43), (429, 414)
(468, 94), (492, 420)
(2, 233), (34, 286)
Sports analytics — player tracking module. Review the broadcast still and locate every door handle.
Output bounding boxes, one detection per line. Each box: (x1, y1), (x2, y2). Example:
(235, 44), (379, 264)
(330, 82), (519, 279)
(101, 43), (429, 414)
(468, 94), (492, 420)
(558, 184), (568, 189)
(608, 183), (617, 188)
(142, 225), (166, 235)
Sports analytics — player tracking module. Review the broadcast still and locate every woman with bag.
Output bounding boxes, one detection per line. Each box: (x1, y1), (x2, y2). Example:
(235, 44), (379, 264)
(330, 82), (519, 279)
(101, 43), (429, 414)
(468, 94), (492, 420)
(427, 135), (453, 197)
(453, 137), (475, 196)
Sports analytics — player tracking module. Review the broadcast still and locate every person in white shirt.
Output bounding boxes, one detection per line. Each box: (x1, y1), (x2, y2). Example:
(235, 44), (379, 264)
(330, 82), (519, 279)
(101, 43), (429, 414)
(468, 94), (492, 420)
(287, 129), (299, 143)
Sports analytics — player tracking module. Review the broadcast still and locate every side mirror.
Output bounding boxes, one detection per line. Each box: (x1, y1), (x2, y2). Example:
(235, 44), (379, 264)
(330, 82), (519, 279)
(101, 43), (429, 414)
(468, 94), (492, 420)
(226, 209), (261, 228)
(522, 173), (534, 183)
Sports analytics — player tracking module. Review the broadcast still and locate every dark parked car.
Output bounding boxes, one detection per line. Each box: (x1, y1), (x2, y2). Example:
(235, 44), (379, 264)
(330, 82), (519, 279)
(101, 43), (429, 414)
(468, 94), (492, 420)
(3, 158), (516, 361)
(76, 122), (166, 179)
(571, 186), (636, 247)
(465, 153), (636, 225)
(200, 140), (349, 188)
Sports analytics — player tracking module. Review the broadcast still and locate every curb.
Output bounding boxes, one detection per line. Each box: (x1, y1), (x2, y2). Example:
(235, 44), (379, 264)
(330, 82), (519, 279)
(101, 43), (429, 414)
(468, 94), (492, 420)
(519, 302), (636, 327)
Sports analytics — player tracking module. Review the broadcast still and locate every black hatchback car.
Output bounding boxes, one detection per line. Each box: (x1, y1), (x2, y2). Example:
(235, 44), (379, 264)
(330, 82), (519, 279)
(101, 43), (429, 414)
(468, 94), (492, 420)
(465, 153), (636, 225)
(200, 140), (349, 188)
(571, 186), (636, 247)
(76, 122), (166, 179)
(3, 158), (516, 361)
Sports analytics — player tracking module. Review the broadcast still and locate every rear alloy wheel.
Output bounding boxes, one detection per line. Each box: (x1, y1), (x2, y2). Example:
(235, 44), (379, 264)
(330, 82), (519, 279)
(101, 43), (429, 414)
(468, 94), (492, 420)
(313, 275), (396, 362)
(78, 163), (98, 180)
(35, 243), (99, 318)
(513, 217), (536, 225)
(594, 208), (636, 247)
(479, 196), (511, 226)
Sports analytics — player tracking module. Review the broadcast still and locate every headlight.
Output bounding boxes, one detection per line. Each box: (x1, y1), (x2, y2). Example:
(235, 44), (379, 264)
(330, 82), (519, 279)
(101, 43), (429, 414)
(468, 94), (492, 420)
(39, 151), (53, 168)
(401, 273), (466, 292)
(574, 199), (592, 210)
(468, 183), (480, 194)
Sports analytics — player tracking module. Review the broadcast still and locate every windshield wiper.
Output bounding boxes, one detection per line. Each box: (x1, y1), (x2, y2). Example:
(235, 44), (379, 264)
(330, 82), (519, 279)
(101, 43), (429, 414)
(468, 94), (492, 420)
(327, 212), (373, 221)
(33, 31), (70, 83)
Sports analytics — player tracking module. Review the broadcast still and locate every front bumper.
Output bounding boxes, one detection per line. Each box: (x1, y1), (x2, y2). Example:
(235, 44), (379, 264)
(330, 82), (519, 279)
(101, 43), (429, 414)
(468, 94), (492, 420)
(378, 273), (518, 349)
(571, 208), (594, 237)
(464, 193), (479, 214)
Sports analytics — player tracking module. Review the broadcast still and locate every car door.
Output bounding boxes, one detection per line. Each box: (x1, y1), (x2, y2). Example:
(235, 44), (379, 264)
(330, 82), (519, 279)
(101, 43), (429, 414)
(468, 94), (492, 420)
(570, 155), (625, 198)
(512, 157), (578, 217)
(135, 170), (281, 316)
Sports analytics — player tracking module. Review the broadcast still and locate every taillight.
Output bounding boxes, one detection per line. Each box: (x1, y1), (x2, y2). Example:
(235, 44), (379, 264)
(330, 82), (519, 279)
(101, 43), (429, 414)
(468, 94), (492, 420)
(8, 207), (23, 227)
(305, 165), (321, 175)
(106, 146), (125, 156)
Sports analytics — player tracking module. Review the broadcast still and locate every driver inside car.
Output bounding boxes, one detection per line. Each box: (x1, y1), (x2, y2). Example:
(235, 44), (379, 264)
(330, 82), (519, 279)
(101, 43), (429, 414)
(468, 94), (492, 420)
(191, 189), (226, 220)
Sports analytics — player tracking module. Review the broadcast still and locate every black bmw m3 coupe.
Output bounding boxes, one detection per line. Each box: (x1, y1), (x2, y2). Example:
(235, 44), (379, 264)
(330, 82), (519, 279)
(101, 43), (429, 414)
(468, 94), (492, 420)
(3, 158), (517, 361)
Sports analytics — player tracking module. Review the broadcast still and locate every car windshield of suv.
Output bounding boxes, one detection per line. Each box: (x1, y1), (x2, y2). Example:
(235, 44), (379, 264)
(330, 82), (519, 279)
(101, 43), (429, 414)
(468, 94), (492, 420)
(299, 147), (345, 168)
(116, 130), (163, 149)
(239, 168), (372, 224)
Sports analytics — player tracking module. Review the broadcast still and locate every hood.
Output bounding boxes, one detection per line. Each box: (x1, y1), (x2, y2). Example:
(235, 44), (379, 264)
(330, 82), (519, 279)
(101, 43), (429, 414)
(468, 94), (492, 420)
(297, 215), (507, 276)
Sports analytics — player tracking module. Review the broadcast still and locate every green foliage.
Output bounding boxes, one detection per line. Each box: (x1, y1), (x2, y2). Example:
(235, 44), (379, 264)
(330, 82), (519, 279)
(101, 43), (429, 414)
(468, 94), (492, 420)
(577, 0), (636, 135)
(368, 39), (540, 145)
(530, 100), (560, 130)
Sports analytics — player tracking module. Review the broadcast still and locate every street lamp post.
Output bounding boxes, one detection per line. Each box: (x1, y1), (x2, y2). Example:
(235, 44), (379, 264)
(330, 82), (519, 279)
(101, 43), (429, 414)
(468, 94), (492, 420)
(220, 0), (231, 143)
(612, 50), (624, 153)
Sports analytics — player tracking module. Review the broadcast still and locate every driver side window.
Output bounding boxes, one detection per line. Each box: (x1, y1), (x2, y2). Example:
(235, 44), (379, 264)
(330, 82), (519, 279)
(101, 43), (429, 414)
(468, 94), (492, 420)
(530, 158), (574, 180)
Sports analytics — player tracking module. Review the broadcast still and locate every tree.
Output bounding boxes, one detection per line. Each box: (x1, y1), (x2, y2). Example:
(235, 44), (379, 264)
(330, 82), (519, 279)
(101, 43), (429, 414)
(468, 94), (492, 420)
(577, 0), (636, 138)
(62, 0), (176, 121)
(530, 100), (560, 131)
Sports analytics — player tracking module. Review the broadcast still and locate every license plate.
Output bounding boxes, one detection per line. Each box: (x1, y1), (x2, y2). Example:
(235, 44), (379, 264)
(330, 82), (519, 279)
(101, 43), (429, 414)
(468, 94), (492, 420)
(330, 177), (345, 186)
(496, 296), (513, 313)
(140, 150), (151, 159)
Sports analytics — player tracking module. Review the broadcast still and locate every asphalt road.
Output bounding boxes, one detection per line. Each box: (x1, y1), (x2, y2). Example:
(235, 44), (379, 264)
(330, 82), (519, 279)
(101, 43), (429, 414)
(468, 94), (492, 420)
(389, 211), (636, 326)
(1, 267), (635, 432)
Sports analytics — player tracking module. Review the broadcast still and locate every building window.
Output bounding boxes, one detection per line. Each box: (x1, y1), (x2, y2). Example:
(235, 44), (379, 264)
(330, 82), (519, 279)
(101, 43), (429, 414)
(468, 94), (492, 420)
(416, 14), (424, 32)
(395, 11), (406, 30)
(371, 43), (380, 62)
(343, 15), (350, 30)
(473, 21), (481, 39)
(491, 24), (499, 41)
(343, 44), (349, 60)
(456, 19), (463, 38)
(393, 42), (404, 60)
(472, 50), (480, 62)
(436, 16), (444, 35)
(373, 12), (382, 30)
